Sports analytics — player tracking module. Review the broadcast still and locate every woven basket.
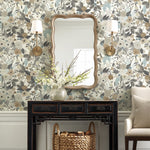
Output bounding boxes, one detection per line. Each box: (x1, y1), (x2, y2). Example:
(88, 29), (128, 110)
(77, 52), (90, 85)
(53, 122), (96, 150)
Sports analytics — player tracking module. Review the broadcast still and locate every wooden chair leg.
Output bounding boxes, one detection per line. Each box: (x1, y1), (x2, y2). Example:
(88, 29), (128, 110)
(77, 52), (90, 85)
(133, 140), (137, 150)
(125, 137), (129, 150)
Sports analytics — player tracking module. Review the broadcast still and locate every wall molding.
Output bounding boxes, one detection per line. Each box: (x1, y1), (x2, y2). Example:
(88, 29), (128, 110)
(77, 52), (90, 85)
(0, 148), (27, 150)
(0, 111), (27, 122)
(0, 111), (131, 124)
(118, 111), (130, 122)
(0, 111), (27, 150)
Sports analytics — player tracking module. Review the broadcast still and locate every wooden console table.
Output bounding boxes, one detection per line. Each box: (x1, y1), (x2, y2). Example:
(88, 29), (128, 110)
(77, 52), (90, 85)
(28, 100), (118, 150)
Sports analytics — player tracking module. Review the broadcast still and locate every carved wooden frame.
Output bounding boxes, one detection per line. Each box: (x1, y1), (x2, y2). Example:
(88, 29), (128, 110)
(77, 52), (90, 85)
(50, 14), (98, 89)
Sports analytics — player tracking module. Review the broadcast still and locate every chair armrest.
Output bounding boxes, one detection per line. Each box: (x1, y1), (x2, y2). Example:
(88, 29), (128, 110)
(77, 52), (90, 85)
(124, 115), (133, 136)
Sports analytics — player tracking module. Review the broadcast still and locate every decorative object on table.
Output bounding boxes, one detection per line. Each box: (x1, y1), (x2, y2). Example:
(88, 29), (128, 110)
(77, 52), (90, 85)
(50, 87), (67, 101)
(31, 19), (43, 56)
(53, 122), (96, 150)
(104, 20), (119, 56)
(36, 52), (91, 100)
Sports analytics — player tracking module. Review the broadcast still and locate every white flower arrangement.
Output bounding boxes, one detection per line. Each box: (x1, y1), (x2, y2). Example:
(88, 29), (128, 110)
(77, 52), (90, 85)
(36, 53), (91, 89)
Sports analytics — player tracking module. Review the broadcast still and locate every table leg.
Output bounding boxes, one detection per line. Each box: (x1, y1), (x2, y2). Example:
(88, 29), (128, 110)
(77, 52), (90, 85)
(109, 124), (112, 150)
(114, 103), (118, 150)
(28, 116), (33, 150)
(33, 120), (36, 150)
(113, 118), (118, 150)
(109, 114), (118, 150)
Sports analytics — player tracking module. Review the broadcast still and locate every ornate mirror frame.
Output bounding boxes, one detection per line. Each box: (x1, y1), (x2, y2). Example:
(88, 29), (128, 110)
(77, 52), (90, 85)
(50, 14), (98, 89)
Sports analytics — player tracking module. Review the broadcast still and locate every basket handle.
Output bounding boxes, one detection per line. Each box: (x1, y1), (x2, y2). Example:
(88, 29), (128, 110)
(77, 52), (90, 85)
(53, 123), (60, 136)
(88, 122), (95, 134)
(53, 123), (60, 150)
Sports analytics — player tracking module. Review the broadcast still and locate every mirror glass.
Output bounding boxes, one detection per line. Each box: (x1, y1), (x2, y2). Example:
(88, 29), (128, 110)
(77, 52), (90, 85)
(51, 15), (98, 89)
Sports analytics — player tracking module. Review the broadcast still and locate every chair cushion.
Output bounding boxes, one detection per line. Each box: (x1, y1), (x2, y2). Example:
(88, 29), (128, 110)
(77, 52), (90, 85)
(133, 95), (150, 128)
(132, 87), (150, 100)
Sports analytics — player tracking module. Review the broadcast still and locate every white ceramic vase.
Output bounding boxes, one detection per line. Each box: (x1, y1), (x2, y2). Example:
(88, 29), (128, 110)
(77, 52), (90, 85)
(50, 87), (67, 100)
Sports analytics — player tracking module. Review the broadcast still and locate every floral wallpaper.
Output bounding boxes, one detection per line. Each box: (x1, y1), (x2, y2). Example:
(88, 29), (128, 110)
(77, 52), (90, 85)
(0, 0), (150, 111)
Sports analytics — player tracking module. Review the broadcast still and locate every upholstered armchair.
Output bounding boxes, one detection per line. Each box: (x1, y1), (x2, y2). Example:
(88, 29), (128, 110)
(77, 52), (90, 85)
(125, 87), (150, 150)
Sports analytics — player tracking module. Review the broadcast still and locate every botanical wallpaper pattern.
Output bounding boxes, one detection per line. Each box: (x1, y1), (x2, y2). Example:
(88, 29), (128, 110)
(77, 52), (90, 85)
(0, 0), (150, 111)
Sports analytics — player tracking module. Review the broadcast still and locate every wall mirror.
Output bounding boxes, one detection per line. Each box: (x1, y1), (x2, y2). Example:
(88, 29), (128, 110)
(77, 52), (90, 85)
(51, 14), (98, 89)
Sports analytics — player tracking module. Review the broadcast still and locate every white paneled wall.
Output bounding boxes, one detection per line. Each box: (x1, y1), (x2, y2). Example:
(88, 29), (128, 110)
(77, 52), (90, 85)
(0, 112), (27, 150)
(0, 111), (150, 150)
